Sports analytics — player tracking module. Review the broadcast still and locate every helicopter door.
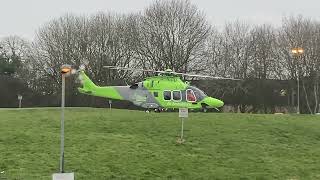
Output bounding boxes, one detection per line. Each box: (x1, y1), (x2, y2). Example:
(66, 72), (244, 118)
(186, 89), (196, 102)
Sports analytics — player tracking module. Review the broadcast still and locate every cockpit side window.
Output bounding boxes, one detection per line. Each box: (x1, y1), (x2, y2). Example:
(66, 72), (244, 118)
(188, 86), (207, 101)
(153, 92), (158, 97)
(186, 89), (197, 102)
(138, 82), (143, 88)
(130, 83), (138, 89)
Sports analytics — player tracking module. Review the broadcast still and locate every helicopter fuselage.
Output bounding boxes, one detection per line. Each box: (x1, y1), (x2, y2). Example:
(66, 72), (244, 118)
(78, 71), (224, 109)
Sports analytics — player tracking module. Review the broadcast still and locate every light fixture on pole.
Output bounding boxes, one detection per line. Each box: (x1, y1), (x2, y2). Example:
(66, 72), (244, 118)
(291, 47), (304, 114)
(53, 64), (74, 180)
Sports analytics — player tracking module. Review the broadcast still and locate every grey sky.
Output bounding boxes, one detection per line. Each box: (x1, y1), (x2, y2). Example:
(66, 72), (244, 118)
(1, 0), (319, 40)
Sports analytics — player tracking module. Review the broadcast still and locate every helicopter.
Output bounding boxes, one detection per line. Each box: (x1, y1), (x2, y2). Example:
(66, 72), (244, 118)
(77, 66), (238, 112)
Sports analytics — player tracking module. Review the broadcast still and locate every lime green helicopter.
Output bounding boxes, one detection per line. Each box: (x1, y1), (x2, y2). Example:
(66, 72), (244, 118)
(77, 66), (238, 112)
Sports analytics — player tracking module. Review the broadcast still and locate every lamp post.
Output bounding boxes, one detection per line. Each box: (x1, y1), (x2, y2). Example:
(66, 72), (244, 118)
(60, 64), (72, 173)
(52, 64), (75, 180)
(291, 47), (304, 114)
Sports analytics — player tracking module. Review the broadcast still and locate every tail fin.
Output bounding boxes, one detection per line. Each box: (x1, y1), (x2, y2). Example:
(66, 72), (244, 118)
(78, 71), (98, 94)
(77, 71), (123, 100)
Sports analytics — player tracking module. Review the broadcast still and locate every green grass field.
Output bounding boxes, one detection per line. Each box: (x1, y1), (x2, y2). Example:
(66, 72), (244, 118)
(1, 108), (320, 179)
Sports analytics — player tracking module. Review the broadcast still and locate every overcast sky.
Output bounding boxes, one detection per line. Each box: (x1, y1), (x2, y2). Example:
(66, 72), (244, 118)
(1, 0), (319, 40)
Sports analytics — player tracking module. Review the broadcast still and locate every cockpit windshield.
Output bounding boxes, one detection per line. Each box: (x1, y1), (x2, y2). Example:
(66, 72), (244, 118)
(188, 86), (207, 101)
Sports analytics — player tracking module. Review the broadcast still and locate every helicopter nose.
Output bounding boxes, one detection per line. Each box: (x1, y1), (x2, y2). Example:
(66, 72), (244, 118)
(203, 97), (224, 108)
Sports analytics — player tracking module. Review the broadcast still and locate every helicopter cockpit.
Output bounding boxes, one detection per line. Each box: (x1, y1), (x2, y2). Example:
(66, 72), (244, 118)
(187, 86), (207, 101)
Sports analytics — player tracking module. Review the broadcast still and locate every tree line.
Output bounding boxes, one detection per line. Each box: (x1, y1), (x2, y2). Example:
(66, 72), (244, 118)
(1, 0), (320, 113)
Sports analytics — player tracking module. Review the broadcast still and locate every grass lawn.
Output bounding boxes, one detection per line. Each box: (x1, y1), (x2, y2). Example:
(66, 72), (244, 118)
(1, 108), (320, 179)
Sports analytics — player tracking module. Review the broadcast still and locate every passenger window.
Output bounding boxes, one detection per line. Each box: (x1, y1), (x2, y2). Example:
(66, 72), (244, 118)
(186, 89), (196, 102)
(153, 92), (158, 97)
(163, 91), (171, 100)
(172, 91), (181, 101)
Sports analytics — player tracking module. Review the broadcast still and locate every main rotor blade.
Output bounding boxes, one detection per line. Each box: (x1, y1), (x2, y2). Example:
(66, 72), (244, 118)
(103, 66), (166, 73)
(103, 65), (240, 80)
(172, 72), (241, 80)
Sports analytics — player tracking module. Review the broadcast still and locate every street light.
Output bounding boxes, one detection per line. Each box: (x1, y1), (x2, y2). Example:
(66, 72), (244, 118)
(53, 64), (75, 180)
(60, 64), (72, 173)
(291, 47), (304, 114)
(291, 48), (304, 55)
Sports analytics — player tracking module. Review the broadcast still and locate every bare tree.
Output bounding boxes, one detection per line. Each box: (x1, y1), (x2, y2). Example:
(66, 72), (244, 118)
(220, 21), (251, 79)
(203, 29), (225, 76)
(0, 36), (31, 76)
(30, 12), (139, 96)
(248, 24), (277, 79)
(87, 13), (138, 85)
(136, 0), (211, 73)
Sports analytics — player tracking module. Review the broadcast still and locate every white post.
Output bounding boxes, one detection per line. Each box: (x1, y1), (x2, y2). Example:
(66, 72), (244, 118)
(17, 95), (22, 108)
(180, 118), (184, 140)
(178, 108), (188, 143)
(109, 100), (112, 110)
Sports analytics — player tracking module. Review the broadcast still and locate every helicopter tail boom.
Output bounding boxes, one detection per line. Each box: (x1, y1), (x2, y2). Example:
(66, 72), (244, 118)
(77, 71), (123, 100)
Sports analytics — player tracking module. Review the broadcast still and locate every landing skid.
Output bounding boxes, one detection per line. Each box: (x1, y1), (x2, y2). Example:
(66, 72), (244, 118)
(145, 108), (162, 113)
(202, 107), (220, 112)
(154, 107), (163, 113)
